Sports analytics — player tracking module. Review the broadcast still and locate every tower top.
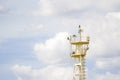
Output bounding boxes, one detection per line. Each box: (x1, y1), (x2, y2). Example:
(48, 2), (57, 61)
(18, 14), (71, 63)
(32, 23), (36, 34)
(68, 25), (90, 57)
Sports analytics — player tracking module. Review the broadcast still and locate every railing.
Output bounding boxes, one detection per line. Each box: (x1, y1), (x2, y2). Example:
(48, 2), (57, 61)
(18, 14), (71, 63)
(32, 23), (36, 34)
(70, 36), (90, 42)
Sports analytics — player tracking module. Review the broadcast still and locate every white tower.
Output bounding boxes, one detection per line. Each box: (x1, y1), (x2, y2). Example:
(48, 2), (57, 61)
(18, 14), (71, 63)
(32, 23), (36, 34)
(67, 25), (90, 80)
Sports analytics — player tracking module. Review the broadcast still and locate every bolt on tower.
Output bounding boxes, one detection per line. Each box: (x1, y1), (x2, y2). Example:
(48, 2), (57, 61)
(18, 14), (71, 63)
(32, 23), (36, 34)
(67, 25), (90, 80)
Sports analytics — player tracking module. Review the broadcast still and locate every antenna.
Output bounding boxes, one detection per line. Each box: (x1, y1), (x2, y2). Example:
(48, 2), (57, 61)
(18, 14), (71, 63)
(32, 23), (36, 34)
(78, 25), (83, 41)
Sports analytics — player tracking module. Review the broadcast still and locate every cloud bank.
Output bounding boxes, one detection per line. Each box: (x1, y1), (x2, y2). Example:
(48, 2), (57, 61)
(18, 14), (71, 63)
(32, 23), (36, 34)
(34, 32), (70, 64)
(12, 65), (72, 80)
(33, 0), (120, 16)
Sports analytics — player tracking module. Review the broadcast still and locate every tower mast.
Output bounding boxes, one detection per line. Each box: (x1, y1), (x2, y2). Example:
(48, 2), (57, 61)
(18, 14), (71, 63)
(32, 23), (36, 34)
(68, 25), (90, 80)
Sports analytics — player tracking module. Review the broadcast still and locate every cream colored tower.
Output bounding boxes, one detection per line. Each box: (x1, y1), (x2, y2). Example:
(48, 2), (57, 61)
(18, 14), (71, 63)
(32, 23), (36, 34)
(68, 25), (90, 80)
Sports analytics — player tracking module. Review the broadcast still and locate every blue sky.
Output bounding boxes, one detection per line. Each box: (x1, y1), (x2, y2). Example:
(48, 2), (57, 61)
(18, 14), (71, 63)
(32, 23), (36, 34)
(0, 0), (120, 80)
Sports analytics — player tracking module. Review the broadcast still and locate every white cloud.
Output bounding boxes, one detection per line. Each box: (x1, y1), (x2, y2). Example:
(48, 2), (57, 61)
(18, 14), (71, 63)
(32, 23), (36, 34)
(12, 64), (120, 80)
(94, 0), (120, 11)
(33, 0), (92, 16)
(32, 0), (120, 16)
(95, 57), (120, 69)
(106, 12), (120, 19)
(34, 32), (70, 64)
(93, 72), (120, 80)
(33, 0), (54, 16)
(84, 12), (120, 59)
(12, 64), (72, 80)
(82, 12), (120, 71)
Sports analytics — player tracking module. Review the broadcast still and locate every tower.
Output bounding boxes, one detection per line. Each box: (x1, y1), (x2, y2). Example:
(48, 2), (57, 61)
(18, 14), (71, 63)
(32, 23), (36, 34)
(67, 25), (90, 80)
